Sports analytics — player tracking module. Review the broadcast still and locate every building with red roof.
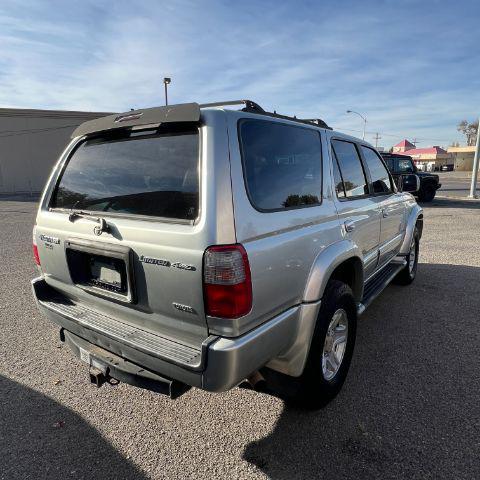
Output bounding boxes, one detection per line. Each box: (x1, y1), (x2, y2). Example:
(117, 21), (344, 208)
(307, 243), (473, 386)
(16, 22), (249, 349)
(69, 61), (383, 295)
(391, 139), (453, 170)
(393, 139), (416, 152)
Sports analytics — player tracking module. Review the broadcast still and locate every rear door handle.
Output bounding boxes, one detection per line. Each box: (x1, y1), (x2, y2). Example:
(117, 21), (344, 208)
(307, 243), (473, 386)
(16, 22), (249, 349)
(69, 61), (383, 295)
(382, 209), (389, 218)
(344, 220), (355, 233)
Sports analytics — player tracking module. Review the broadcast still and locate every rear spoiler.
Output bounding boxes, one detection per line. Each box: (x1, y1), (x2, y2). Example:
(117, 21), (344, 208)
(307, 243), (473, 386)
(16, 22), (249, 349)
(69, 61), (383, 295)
(71, 102), (201, 138)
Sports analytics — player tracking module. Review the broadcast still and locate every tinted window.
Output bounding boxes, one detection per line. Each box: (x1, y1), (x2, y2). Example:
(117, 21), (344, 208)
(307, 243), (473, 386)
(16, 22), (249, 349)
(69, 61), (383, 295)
(51, 128), (199, 220)
(383, 157), (395, 171)
(331, 140), (368, 197)
(332, 155), (346, 198)
(361, 146), (392, 194)
(397, 158), (415, 173)
(239, 120), (322, 211)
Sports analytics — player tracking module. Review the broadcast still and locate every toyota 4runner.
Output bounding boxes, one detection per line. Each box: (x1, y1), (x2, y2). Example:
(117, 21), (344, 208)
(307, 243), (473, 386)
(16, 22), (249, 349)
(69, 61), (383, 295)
(32, 100), (423, 407)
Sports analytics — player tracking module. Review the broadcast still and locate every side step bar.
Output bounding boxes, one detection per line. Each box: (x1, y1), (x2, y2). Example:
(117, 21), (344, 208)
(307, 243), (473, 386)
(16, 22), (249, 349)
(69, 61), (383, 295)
(63, 329), (191, 399)
(357, 260), (407, 315)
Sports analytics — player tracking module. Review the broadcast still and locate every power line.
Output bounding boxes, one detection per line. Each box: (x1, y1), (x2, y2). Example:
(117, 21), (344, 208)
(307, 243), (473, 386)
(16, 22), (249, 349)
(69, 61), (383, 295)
(336, 127), (454, 144)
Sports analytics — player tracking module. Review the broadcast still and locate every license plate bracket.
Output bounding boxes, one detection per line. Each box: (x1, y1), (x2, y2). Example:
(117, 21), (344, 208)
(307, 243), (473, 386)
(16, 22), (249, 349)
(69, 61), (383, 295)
(65, 238), (135, 303)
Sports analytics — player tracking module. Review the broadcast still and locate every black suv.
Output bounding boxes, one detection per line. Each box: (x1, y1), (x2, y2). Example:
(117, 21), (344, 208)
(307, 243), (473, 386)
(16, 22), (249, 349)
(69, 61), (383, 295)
(381, 153), (441, 202)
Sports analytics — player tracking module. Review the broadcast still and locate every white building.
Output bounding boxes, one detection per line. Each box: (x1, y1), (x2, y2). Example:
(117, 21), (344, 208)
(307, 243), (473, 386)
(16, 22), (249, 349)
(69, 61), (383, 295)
(0, 108), (110, 195)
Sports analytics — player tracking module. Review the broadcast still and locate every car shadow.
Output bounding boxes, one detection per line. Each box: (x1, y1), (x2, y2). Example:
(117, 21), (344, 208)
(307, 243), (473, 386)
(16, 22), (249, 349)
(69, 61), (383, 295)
(243, 263), (480, 479)
(0, 375), (147, 480)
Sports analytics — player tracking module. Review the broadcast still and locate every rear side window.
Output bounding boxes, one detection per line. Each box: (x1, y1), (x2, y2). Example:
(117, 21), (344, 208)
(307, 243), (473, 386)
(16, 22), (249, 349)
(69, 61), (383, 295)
(239, 120), (322, 211)
(360, 146), (393, 194)
(51, 127), (199, 221)
(331, 140), (368, 198)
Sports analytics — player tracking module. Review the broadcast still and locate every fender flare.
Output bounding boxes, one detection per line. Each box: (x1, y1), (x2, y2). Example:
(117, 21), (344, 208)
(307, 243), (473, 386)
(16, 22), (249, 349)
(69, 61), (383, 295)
(399, 203), (423, 255)
(303, 239), (364, 303)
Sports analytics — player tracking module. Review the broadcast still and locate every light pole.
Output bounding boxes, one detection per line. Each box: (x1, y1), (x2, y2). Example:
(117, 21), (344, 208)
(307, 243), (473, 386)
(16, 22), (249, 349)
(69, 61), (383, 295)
(346, 110), (367, 140)
(163, 77), (171, 106)
(469, 117), (480, 198)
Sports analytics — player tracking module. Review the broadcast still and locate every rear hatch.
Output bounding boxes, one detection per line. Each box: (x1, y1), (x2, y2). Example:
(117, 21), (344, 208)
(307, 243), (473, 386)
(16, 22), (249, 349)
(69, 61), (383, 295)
(35, 123), (212, 363)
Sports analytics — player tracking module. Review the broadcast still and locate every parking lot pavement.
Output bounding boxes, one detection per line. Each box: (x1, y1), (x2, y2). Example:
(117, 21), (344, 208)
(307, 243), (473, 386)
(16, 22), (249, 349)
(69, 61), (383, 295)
(436, 171), (475, 198)
(0, 199), (479, 480)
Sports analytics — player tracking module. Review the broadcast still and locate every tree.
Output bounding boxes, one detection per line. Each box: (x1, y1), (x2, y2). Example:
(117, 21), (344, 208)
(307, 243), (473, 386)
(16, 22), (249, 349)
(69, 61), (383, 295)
(457, 119), (479, 146)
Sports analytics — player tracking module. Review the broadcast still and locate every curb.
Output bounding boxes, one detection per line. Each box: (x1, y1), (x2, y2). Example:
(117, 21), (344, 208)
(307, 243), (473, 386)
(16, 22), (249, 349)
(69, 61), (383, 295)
(433, 195), (480, 202)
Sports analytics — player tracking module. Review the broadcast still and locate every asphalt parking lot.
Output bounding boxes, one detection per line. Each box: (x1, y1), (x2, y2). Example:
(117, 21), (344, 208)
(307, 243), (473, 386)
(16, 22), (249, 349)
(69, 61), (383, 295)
(0, 197), (479, 480)
(436, 171), (475, 198)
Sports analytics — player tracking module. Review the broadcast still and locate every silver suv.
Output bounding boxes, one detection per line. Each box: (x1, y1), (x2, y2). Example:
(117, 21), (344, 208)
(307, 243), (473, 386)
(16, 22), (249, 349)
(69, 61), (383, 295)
(32, 100), (423, 407)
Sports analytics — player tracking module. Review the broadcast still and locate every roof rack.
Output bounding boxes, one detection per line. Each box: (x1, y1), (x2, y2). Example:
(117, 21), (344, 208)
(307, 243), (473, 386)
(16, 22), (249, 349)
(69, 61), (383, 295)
(199, 99), (332, 130)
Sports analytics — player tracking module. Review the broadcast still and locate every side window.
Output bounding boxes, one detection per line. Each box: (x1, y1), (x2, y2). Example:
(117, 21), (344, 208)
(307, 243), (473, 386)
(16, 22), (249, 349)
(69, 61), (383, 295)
(397, 158), (414, 173)
(332, 154), (346, 198)
(384, 157), (395, 172)
(361, 146), (393, 194)
(239, 120), (322, 211)
(331, 140), (368, 198)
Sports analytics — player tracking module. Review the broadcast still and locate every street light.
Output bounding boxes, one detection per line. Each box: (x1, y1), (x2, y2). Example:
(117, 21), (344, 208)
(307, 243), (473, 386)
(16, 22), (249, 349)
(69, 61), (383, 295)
(346, 110), (367, 140)
(163, 77), (171, 106)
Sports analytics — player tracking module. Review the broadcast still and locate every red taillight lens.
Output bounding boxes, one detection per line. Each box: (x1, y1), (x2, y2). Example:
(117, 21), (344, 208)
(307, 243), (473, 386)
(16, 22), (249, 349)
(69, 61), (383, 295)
(33, 226), (41, 266)
(203, 244), (252, 318)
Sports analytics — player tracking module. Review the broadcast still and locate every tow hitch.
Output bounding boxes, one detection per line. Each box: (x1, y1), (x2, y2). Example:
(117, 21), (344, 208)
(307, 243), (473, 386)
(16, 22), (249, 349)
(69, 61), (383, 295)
(89, 366), (107, 388)
(61, 329), (191, 399)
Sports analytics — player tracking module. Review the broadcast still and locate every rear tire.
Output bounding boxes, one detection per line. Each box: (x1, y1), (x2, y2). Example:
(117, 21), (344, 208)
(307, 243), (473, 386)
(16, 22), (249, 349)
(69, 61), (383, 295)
(393, 226), (419, 285)
(291, 280), (357, 409)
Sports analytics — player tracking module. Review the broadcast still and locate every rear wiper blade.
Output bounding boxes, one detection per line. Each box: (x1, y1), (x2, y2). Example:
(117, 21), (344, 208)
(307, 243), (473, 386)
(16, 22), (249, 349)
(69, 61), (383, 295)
(68, 210), (111, 235)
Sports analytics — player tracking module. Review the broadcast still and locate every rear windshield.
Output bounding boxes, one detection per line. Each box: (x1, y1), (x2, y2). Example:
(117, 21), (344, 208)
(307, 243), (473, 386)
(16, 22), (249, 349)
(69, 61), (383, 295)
(51, 127), (199, 221)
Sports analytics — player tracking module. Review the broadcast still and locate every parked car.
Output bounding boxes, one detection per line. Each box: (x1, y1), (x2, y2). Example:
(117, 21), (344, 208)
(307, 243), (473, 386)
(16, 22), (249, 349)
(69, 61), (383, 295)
(381, 152), (441, 202)
(32, 100), (423, 408)
(441, 164), (454, 172)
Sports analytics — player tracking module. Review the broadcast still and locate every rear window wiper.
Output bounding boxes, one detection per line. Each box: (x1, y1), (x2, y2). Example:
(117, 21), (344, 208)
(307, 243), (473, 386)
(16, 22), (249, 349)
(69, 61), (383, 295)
(68, 209), (110, 234)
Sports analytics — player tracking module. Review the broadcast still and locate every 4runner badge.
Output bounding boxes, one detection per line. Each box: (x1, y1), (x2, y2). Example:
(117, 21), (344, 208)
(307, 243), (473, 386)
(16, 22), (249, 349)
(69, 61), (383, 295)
(39, 234), (60, 245)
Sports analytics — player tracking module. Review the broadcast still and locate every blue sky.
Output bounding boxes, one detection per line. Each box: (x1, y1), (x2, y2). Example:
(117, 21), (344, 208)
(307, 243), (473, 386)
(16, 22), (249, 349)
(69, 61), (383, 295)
(1, 0), (479, 148)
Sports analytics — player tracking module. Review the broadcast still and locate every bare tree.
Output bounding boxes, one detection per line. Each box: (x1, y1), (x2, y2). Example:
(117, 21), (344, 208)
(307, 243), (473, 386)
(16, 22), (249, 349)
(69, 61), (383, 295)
(457, 120), (479, 146)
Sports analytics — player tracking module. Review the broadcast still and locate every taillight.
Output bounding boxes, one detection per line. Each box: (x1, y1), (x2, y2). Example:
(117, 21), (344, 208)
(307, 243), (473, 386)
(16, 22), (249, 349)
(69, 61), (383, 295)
(203, 244), (252, 318)
(33, 225), (41, 266)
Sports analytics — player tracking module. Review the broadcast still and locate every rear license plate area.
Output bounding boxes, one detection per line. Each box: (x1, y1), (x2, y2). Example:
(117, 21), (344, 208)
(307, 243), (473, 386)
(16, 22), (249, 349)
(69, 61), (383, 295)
(65, 239), (134, 303)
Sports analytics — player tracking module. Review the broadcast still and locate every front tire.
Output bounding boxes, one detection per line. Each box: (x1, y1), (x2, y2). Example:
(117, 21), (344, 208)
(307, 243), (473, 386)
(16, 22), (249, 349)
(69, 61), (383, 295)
(394, 226), (419, 285)
(292, 280), (357, 409)
(418, 184), (436, 202)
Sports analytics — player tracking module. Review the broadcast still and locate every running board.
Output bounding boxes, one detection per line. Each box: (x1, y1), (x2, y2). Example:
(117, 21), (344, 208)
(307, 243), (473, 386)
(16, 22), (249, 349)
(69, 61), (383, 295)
(357, 260), (407, 315)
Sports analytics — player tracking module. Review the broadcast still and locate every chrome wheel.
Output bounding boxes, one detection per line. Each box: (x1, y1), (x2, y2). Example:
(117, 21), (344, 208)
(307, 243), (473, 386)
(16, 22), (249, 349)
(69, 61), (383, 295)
(408, 237), (416, 274)
(322, 308), (348, 381)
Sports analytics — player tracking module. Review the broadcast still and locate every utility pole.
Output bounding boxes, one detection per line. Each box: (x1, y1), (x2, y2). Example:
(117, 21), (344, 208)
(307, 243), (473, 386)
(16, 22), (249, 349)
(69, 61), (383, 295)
(373, 132), (381, 148)
(469, 117), (480, 198)
(163, 77), (171, 106)
(412, 138), (418, 147)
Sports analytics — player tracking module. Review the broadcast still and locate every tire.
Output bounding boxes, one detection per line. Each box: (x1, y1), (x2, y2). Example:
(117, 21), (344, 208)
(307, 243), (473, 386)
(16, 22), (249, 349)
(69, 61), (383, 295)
(418, 184), (436, 202)
(291, 280), (357, 409)
(393, 226), (419, 285)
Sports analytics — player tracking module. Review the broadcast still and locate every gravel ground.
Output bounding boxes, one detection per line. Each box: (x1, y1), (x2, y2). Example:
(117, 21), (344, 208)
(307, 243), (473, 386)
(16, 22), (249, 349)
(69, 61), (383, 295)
(0, 198), (479, 480)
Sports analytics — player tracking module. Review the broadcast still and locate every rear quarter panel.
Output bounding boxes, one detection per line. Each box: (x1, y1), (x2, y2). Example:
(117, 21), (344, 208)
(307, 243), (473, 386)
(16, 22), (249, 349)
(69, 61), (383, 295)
(210, 111), (342, 337)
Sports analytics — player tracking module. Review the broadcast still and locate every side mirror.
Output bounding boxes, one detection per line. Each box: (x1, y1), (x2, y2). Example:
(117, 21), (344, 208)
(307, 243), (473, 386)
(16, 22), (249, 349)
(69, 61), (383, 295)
(399, 174), (420, 193)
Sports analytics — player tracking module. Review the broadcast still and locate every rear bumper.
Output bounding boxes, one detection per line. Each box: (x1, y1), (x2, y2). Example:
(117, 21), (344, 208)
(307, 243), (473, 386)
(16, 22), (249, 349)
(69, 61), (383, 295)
(32, 277), (301, 392)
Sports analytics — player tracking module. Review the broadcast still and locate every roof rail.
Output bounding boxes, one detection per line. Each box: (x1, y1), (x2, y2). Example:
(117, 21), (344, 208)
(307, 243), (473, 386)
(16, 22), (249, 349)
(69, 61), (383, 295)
(199, 99), (265, 112)
(199, 99), (331, 130)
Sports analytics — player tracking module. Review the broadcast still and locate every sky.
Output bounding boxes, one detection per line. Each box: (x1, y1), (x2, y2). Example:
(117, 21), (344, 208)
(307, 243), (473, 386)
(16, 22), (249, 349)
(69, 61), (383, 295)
(1, 0), (479, 148)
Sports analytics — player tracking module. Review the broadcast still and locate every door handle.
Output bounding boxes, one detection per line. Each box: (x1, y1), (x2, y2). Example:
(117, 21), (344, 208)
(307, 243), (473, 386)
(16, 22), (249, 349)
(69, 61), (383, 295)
(382, 209), (389, 218)
(344, 220), (355, 233)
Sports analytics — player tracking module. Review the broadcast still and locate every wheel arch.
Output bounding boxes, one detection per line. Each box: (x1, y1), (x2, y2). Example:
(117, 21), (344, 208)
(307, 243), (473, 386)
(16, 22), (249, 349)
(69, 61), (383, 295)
(399, 203), (423, 254)
(303, 240), (364, 304)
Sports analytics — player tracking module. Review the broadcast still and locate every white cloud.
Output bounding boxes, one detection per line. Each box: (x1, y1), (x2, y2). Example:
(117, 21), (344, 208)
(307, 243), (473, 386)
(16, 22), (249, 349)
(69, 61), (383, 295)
(0, 0), (478, 148)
